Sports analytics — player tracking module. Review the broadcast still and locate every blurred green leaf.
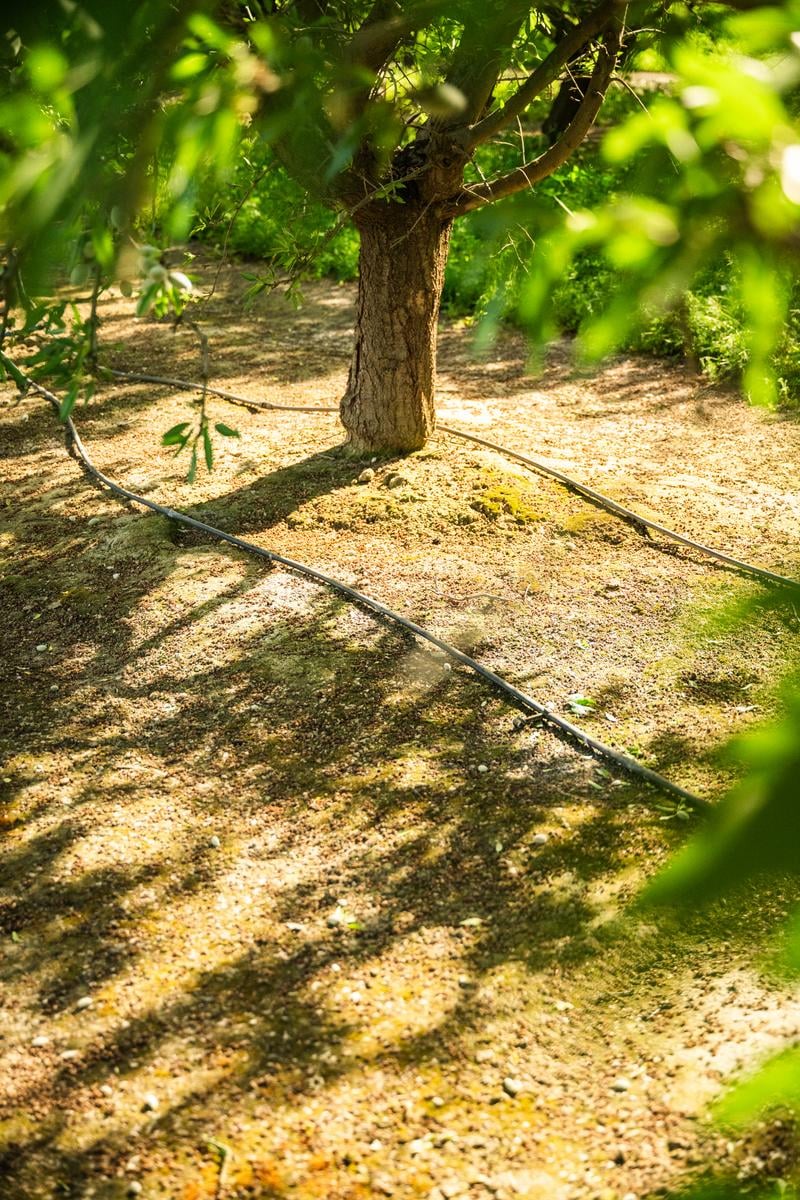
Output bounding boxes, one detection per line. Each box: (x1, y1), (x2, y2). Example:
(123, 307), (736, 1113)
(715, 1044), (800, 1126)
(162, 422), (191, 446)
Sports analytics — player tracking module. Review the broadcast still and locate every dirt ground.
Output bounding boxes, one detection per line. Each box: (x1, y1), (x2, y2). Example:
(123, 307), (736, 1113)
(2, 263), (800, 1200)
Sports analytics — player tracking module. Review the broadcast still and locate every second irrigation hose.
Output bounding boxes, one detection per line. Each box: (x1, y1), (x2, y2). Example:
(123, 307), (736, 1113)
(13, 361), (708, 810)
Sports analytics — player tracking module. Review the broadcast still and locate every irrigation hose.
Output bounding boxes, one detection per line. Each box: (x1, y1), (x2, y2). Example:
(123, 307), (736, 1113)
(106, 367), (798, 591)
(10, 364), (708, 811)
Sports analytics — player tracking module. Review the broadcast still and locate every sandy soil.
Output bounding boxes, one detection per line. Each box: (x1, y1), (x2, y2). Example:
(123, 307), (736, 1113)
(1, 264), (800, 1200)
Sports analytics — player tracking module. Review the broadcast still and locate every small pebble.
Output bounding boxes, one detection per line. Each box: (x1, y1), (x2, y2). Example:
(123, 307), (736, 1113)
(285, 921), (303, 932)
(357, 468), (375, 484)
(387, 474), (407, 489)
(60, 1049), (79, 1061)
(100, 1083), (114, 1097)
(75, 996), (93, 1011)
(127, 1184), (143, 1197)
(31, 1035), (50, 1048)
(209, 835), (221, 849)
(369, 1138), (383, 1151)
(477, 763), (489, 774)
(611, 1076), (631, 1092)
(431, 1095), (445, 1108)
(440, 1181), (467, 1199)
(531, 833), (549, 846)
(502, 1077), (524, 1097)
(35, 644), (48, 653)
(142, 1092), (159, 1112)
(605, 579), (622, 591)
(475, 1048), (494, 1064)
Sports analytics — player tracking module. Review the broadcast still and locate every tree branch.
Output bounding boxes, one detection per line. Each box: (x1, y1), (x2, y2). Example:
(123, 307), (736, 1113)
(345, 1), (448, 74)
(447, 18), (623, 216)
(466, 0), (620, 148)
(437, 3), (530, 128)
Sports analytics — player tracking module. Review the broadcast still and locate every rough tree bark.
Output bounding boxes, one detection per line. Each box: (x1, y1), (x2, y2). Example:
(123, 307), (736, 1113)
(340, 203), (452, 452)
(332, 7), (624, 454)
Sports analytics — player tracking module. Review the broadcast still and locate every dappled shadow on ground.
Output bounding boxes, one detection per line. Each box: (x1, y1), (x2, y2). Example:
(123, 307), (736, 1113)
(0, 457), (793, 1200)
(3, 282), (800, 1199)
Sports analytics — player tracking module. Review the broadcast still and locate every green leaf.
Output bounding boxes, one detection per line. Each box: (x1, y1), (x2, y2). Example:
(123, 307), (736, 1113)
(186, 13), (231, 51)
(214, 422), (240, 438)
(21, 305), (50, 335)
(162, 422), (191, 446)
(27, 45), (68, 93)
(136, 284), (159, 317)
(643, 696), (800, 908)
(171, 52), (209, 81)
(202, 425), (213, 471)
(58, 383), (79, 422)
(715, 1044), (800, 1126)
(0, 353), (29, 392)
(187, 447), (198, 484)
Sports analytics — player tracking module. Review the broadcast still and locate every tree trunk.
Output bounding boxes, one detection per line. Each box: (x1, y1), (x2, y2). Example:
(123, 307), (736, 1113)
(340, 205), (452, 453)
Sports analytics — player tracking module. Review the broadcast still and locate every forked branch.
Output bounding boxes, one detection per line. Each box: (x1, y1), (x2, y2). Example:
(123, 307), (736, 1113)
(447, 19), (623, 216)
(465, 0), (620, 148)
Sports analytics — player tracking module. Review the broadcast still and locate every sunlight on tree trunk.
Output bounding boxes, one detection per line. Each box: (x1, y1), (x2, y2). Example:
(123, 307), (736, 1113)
(340, 206), (452, 453)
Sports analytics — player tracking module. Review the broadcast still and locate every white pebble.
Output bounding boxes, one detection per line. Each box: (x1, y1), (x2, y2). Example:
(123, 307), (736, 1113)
(502, 1077), (524, 1097)
(477, 763), (489, 774)
(75, 996), (93, 1010)
(142, 1092), (159, 1112)
(35, 644), (48, 653)
(31, 1035), (50, 1048)
(100, 1083), (114, 1097)
(357, 468), (375, 484)
(209, 835), (221, 849)
(127, 1184), (143, 1197)
(611, 1076), (631, 1092)
(531, 833), (549, 846)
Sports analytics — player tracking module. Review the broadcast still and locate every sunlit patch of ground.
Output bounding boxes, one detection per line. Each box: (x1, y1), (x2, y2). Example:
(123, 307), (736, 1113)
(2, 264), (800, 1199)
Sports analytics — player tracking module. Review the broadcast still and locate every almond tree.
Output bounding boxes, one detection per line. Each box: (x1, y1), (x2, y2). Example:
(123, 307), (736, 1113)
(1, 2), (769, 454)
(258, 1), (629, 450)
